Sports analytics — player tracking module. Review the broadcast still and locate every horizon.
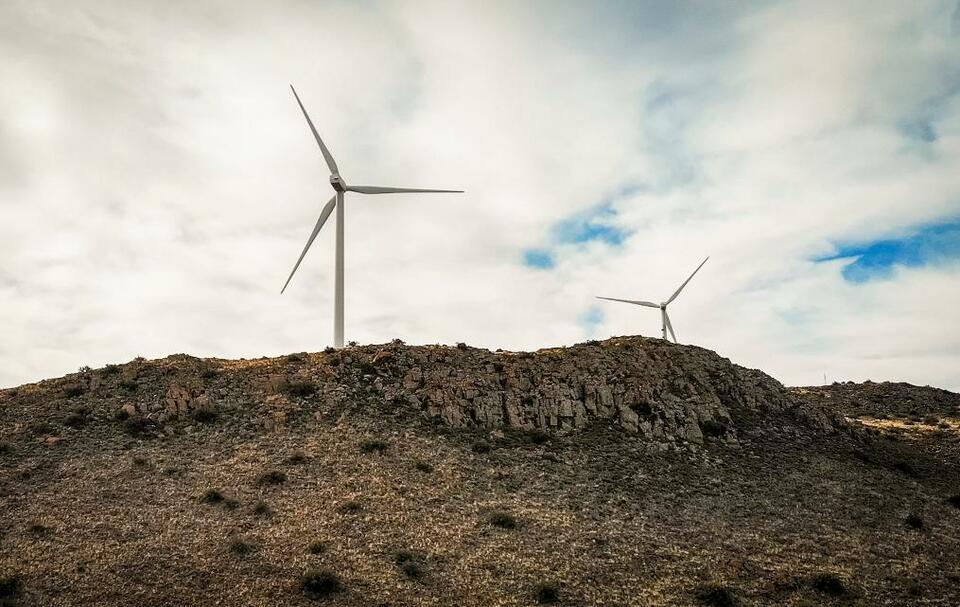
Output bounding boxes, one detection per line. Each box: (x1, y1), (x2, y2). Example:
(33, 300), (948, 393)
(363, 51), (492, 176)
(2, 1), (959, 392)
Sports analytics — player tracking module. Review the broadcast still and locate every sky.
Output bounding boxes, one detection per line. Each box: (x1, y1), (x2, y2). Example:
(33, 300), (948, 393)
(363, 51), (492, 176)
(1, 0), (959, 391)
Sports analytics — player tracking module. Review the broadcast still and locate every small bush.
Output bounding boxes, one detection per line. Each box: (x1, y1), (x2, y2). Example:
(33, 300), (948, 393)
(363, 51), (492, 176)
(0, 442), (11, 455)
(286, 450), (308, 464)
(525, 429), (550, 445)
(28, 422), (56, 436)
(258, 470), (287, 485)
(0, 573), (22, 605)
(192, 409), (217, 423)
(905, 513), (924, 530)
(102, 364), (121, 375)
(224, 498), (240, 510)
(200, 489), (224, 504)
(700, 419), (728, 437)
(338, 500), (362, 514)
(810, 573), (848, 597)
(286, 353), (305, 363)
(302, 568), (342, 599)
(253, 501), (271, 516)
(228, 536), (256, 555)
(123, 416), (153, 437)
(947, 494), (960, 509)
(285, 381), (317, 398)
(414, 460), (433, 473)
(114, 408), (130, 421)
(694, 584), (740, 607)
(132, 455), (149, 467)
(488, 511), (517, 529)
(893, 461), (917, 477)
(28, 523), (50, 536)
(63, 412), (87, 428)
(395, 550), (424, 579)
(456, 342), (468, 350)
(923, 415), (940, 425)
(323, 346), (336, 354)
(534, 581), (561, 604)
(360, 439), (388, 454)
(63, 384), (85, 398)
(308, 540), (328, 555)
(119, 379), (138, 392)
(471, 440), (492, 454)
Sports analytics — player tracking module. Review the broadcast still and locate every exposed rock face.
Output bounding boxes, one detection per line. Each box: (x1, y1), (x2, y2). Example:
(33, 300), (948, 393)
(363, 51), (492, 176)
(331, 337), (840, 447)
(1, 336), (845, 451)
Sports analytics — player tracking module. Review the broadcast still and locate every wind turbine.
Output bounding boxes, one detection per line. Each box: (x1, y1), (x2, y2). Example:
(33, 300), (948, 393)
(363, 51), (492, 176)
(596, 256), (709, 343)
(281, 85), (463, 348)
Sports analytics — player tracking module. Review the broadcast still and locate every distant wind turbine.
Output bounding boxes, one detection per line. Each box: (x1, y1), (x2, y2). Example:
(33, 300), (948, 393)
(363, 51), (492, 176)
(281, 85), (463, 348)
(596, 256), (709, 343)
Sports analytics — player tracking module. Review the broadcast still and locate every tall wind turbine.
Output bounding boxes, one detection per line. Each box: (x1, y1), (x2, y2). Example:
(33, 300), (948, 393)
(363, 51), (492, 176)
(596, 256), (709, 343)
(281, 85), (463, 348)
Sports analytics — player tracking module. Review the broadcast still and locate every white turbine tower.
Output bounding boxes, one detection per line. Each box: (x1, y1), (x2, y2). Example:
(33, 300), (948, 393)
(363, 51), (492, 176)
(597, 256), (709, 343)
(281, 85), (463, 348)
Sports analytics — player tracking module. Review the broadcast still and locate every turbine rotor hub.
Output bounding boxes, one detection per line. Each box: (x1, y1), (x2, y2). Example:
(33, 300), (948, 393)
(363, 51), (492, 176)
(330, 174), (346, 192)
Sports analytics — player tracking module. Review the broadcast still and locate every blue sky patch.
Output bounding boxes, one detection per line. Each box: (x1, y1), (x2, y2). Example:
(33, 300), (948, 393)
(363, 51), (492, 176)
(523, 248), (556, 270)
(553, 201), (628, 246)
(816, 220), (960, 282)
(579, 305), (605, 336)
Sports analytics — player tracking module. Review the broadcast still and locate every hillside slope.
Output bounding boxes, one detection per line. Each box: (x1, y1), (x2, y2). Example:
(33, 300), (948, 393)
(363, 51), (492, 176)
(1, 337), (958, 606)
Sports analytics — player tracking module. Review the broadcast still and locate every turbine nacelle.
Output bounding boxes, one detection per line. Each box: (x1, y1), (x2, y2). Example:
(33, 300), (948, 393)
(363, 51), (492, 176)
(329, 174), (347, 192)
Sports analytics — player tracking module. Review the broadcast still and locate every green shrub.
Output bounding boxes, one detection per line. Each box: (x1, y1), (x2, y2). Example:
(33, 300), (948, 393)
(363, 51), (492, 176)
(471, 440), (492, 454)
(394, 550), (424, 579)
(228, 536), (256, 555)
(253, 501), (272, 516)
(693, 584), (740, 607)
(414, 460), (434, 473)
(488, 511), (517, 529)
(302, 568), (342, 599)
(338, 500), (362, 514)
(63, 412), (87, 428)
(360, 439), (388, 454)
(810, 573), (848, 597)
(258, 470), (287, 485)
(102, 364), (121, 375)
(192, 409), (217, 423)
(905, 513), (924, 530)
(308, 540), (328, 555)
(285, 381), (317, 397)
(534, 581), (560, 604)
(0, 573), (22, 606)
(947, 494), (960, 509)
(63, 384), (85, 398)
(200, 489), (224, 504)
(286, 450), (308, 464)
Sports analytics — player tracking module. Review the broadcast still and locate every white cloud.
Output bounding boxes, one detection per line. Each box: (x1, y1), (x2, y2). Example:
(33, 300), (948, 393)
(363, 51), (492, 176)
(1, 0), (959, 392)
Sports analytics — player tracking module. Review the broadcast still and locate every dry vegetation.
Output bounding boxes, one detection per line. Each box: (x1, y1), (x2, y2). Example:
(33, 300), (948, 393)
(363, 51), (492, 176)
(0, 340), (958, 606)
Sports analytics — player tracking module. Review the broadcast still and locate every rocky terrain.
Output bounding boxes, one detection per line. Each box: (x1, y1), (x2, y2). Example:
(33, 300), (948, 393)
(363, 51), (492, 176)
(0, 336), (958, 606)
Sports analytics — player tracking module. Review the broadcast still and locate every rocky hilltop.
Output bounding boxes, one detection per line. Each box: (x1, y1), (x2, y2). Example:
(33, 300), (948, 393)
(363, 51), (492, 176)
(0, 337), (958, 606)
(6, 336), (840, 453)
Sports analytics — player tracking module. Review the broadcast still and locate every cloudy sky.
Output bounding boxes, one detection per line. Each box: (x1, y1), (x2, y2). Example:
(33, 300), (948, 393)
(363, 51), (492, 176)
(2, 1), (959, 391)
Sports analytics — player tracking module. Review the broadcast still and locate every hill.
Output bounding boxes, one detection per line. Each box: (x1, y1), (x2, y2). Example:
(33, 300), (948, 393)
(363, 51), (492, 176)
(1, 336), (958, 606)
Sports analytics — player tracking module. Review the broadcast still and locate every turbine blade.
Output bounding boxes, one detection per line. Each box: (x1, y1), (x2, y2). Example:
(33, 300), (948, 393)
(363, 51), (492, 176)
(281, 195), (337, 294)
(666, 256), (710, 304)
(664, 310), (678, 343)
(346, 185), (463, 194)
(596, 296), (660, 308)
(290, 85), (339, 175)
